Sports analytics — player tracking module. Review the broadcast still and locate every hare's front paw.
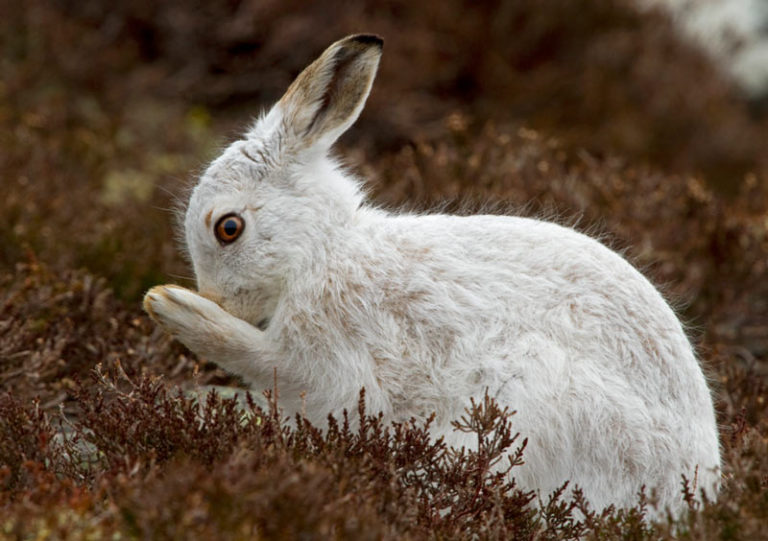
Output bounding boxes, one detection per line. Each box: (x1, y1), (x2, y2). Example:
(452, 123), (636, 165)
(144, 285), (222, 337)
(143, 285), (264, 363)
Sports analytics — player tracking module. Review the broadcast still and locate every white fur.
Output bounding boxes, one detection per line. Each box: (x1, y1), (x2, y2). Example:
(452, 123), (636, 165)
(144, 34), (721, 516)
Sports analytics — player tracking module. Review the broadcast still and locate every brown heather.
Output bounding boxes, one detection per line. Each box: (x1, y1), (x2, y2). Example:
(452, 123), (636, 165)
(1, 0), (767, 538)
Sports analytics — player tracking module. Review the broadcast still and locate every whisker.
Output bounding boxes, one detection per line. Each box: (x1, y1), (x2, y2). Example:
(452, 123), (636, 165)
(156, 183), (189, 207)
(151, 205), (178, 214)
(167, 273), (196, 282)
(155, 183), (181, 199)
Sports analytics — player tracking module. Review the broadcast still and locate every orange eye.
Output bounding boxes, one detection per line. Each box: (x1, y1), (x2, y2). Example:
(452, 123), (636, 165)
(214, 213), (245, 244)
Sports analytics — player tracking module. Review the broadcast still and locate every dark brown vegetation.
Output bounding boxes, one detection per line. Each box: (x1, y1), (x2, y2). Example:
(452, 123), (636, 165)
(1, 0), (767, 538)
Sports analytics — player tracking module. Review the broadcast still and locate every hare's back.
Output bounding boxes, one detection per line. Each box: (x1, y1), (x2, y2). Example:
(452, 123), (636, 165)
(383, 212), (702, 387)
(393, 213), (663, 311)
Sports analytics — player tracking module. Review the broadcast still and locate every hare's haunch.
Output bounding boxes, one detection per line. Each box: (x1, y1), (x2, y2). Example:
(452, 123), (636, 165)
(144, 34), (720, 515)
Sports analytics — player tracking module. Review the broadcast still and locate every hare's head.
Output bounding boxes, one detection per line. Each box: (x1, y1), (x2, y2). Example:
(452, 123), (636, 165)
(183, 34), (382, 327)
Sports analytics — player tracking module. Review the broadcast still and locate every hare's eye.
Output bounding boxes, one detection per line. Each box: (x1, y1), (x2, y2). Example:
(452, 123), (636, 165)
(214, 213), (245, 244)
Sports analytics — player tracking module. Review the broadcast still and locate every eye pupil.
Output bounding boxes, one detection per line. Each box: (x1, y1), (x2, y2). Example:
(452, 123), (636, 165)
(214, 213), (244, 244)
(223, 219), (238, 236)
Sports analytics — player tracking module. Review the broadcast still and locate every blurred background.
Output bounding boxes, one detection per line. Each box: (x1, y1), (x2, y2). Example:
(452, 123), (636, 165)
(1, 0), (767, 414)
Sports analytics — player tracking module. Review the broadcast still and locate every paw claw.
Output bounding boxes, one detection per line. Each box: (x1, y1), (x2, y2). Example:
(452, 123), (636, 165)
(143, 285), (184, 325)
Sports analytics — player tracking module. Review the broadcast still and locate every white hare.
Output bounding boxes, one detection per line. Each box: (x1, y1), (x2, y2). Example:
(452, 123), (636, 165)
(144, 34), (721, 515)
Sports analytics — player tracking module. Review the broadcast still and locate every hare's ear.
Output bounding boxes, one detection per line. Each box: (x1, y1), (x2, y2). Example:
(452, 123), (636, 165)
(276, 34), (382, 152)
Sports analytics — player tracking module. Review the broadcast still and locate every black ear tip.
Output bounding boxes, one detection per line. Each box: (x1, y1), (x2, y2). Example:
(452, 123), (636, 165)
(348, 34), (383, 49)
